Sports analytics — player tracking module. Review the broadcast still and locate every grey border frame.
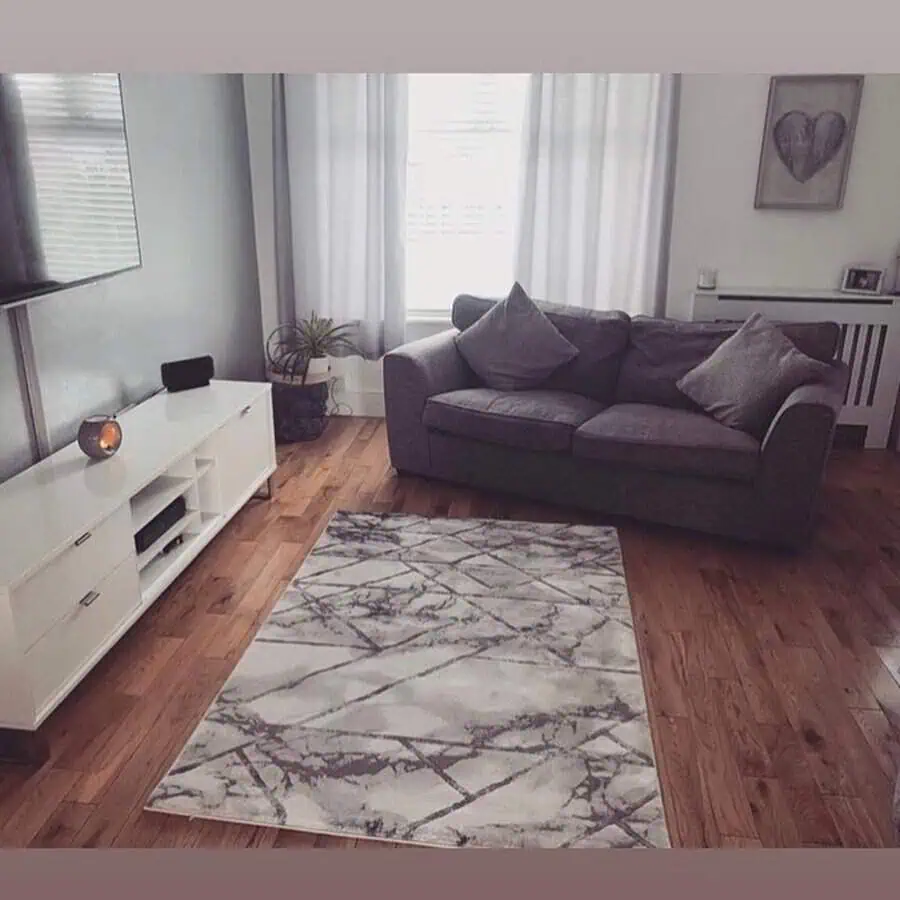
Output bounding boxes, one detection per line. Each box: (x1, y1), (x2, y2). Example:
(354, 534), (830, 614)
(753, 73), (865, 211)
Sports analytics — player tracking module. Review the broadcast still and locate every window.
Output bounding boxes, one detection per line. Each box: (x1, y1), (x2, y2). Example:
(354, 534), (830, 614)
(12, 73), (139, 284)
(405, 74), (529, 318)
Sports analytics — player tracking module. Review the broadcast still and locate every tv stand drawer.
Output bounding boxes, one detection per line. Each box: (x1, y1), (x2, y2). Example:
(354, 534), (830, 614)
(10, 503), (134, 651)
(25, 556), (141, 716)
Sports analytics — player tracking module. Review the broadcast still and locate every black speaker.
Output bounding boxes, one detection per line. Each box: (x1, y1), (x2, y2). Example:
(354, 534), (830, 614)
(161, 355), (214, 392)
(134, 495), (187, 555)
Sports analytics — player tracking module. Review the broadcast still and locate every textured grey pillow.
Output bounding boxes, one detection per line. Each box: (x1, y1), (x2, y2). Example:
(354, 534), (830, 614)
(676, 312), (834, 437)
(455, 282), (579, 391)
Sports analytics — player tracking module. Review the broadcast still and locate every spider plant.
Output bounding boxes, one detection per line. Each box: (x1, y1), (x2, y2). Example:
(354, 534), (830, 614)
(265, 313), (360, 385)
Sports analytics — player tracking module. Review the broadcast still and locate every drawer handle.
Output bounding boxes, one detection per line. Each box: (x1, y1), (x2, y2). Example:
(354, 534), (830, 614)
(79, 590), (100, 608)
(240, 405), (251, 416)
(74, 531), (92, 547)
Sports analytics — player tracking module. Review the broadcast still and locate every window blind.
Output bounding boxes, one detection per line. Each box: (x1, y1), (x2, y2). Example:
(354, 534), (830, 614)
(405, 74), (529, 315)
(12, 73), (140, 284)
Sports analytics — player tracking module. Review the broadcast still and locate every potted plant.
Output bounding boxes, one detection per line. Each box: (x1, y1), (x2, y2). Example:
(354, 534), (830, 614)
(265, 313), (359, 443)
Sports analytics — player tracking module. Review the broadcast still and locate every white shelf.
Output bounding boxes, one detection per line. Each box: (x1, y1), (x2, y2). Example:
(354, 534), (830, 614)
(135, 510), (201, 572)
(130, 475), (194, 533)
(138, 515), (222, 604)
(696, 287), (898, 304)
(196, 459), (215, 479)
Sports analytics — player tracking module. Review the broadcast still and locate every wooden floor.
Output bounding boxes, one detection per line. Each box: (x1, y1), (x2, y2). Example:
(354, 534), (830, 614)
(2, 417), (900, 848)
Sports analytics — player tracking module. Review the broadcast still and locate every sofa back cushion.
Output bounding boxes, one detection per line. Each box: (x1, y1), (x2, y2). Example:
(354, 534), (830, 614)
(454, 283), (579, 391)
(615, 316), (840, 410)
(452, 294), (631, 403)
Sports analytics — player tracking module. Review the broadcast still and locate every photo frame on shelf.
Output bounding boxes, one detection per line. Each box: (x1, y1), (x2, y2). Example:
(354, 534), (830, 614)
(840, 265), (886, 296)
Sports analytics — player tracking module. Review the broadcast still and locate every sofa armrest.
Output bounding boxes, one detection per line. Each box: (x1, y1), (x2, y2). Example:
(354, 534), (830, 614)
(757, 361), (849, 544)
(383, 329), (473, 473)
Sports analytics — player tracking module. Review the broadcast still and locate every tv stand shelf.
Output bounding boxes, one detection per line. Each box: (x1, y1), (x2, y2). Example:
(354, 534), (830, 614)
(0, 380), (276, 759)
(131, 475), (195, 533)
(135, 509), (200, 573)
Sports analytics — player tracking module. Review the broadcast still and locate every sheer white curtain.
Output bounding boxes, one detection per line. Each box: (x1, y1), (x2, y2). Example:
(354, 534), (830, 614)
(275, 74), (408, 359)
(514, 73), (677, 317)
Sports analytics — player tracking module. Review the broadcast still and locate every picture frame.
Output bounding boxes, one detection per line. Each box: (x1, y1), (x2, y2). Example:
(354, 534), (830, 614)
(754, 74), (864, 211)
(840, 265), (885, 295)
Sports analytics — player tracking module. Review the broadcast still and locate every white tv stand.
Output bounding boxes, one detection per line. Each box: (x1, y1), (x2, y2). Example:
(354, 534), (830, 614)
(0, 380), (276, 762)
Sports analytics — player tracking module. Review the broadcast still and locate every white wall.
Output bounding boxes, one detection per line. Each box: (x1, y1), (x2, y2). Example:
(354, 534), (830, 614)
(24, 74), (264, 452)
(666, 74), (900, 320)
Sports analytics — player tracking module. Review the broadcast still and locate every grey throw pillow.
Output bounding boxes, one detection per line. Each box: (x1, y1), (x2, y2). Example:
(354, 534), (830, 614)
(676, 312), (834, 437)
(455, 282), (579, 391)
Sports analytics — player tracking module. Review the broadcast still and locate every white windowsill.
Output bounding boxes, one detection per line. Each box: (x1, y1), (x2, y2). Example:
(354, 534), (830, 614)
(406, 314), (453, 325)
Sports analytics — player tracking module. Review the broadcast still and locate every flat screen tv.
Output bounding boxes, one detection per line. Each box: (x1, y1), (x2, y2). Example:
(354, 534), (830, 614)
(0, 73), (141, 309)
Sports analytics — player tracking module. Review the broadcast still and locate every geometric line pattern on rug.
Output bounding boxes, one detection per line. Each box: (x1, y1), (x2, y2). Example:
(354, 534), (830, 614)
(146, 512), (670, 848)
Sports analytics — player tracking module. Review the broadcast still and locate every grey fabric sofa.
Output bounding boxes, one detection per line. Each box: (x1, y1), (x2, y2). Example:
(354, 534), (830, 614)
(383, 295), (850, 549)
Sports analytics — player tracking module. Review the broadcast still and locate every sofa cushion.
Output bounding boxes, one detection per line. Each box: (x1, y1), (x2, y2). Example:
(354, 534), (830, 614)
(453, 294), (631, 403)
(615, 316), (840, 410)
(676, 312), (834, 437)
(454, 283), (579, 392)
(424, 388), (604, 452)
(573, 403), (760, 481)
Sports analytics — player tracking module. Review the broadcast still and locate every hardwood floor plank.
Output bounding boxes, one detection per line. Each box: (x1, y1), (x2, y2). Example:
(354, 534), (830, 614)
(850, 708), (900, 782)
(116, 636), (183, 698)
(740, 776), (801, 847)
(185, 818), (277, 849)
(28, 801), (94, 848)
(110, 806), (166, 848)
(48, 690), (138, 771)
(651, 714), (719, 848)
(0, 768), (80, 847)
(68, 644), (227, 806)
(756, 724), (841, 847)
(720, 836), (764, 848)
(272, 830), (321, 849)
(681, 635), (758, 840)
(824, 796), (885, 848)
(713, 678), (772, 779)
(633, 627), (689, 720)
(697, 568), (786, 726)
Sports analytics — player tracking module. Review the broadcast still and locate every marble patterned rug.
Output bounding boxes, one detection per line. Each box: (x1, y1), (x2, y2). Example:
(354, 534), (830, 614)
(146, 512), (669, 848)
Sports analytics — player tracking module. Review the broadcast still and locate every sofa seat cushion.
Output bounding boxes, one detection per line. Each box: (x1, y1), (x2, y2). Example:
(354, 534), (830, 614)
(573, 403), (760, 481)
(424, 389), (604, 452)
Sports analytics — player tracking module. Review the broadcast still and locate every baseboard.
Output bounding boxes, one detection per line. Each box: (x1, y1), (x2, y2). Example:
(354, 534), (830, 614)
(332, 390), (385, 418)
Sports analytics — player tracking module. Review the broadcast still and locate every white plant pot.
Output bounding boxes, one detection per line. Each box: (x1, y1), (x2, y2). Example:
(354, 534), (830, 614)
(267, 357), (331, 386)
(305, 357), (331, 384)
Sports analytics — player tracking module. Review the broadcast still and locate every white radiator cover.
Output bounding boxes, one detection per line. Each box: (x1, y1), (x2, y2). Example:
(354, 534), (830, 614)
(690, 289), (900, 450)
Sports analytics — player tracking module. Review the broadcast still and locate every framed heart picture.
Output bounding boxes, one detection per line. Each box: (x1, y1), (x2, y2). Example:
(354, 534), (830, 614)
(754, 74), (864, 210)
